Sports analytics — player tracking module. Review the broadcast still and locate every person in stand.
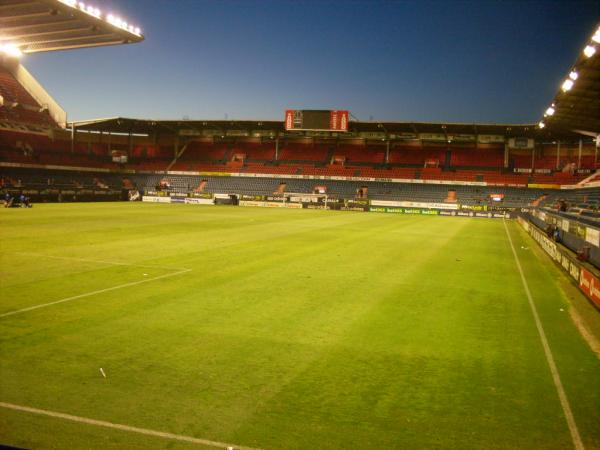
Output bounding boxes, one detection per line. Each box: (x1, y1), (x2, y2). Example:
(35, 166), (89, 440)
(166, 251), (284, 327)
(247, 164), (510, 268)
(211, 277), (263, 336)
(553, 227), (561, 243)
(4, 193), (13, 208)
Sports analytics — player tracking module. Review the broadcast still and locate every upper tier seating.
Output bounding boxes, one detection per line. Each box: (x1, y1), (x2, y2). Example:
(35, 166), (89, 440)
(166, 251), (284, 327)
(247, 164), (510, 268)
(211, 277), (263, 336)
(0, 66), (55, 127)
(278, 143), (329, 162)
(336, 144), (385, 164)
(450, 147), (504, 168)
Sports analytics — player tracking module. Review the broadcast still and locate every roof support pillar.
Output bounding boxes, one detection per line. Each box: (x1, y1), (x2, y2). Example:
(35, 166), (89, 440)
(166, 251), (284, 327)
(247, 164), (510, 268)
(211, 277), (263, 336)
(595, 136), (598, 167)
(70, 125), (74, 154)
(556, 141), (560, 170)
(578, 139), (582, 169)
(504, 142), (509, 169)
(385, 140), (390, 164)
(275, 137), (279, 161)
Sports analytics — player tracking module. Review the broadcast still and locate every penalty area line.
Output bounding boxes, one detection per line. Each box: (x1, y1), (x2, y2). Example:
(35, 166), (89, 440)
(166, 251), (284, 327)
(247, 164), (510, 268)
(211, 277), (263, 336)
(0, 401), (260, 450)
(15, 252), (190, 271)
(503, 219), (584, 450)
(0, 269), (191, 319)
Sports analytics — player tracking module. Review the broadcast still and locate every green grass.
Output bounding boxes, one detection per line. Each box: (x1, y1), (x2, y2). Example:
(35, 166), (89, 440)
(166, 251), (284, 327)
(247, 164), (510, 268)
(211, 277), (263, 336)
(1, 202), (599, 450)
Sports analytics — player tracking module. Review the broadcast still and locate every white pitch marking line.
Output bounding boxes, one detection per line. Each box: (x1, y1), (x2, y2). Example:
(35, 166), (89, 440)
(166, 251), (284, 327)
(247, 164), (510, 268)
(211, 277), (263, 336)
(0, 269), (191, 319)
(15, 252), (190, 271)
(503, 220), (584, 450)
(0, 401), (260, 450)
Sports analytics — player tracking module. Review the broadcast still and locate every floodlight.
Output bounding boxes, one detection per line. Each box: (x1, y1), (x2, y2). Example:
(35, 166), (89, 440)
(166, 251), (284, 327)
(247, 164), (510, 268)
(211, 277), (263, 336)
(545, 107), (555, 116)
(561, 79), (574, 91)
(0, 44), (23, 58)
(593, 29), (600, 44)
(583, 45), (596, 57)
(569, 71), (578, 80)
(538, 122), (545, 129)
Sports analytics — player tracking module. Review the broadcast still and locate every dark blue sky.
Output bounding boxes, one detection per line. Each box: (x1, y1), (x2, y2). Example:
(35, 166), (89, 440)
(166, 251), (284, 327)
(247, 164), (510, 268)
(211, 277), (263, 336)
(23, 0), (599, 123)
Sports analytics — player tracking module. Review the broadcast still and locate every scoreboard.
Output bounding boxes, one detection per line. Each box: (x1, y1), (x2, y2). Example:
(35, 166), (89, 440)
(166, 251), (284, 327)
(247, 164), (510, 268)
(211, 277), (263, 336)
(285, 110), (349, 132)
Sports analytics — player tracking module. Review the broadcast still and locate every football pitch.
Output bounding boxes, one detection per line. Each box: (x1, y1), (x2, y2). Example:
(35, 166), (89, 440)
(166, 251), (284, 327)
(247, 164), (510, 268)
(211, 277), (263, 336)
(1, 202), (599, 450)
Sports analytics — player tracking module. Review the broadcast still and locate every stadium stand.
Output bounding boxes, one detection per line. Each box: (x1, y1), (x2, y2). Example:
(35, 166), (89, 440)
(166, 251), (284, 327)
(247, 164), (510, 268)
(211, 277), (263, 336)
(1, 51), (597, 209)
(0, 65), (55, 127)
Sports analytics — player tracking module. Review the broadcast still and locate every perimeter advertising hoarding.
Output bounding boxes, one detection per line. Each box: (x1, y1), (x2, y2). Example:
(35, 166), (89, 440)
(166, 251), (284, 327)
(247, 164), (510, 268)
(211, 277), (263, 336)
(580, 269), (600, 308)
(370, 207), (440, 215)
(142, 196), (171, 203)
(521, 216), (600, 309)
(370, 200), (458, 210)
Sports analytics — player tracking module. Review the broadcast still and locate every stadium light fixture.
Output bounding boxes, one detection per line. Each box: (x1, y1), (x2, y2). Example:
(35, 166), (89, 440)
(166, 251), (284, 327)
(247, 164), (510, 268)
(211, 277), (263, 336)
(569, 71), (578, 80)
(583, 45), (596, 58)
(561, 79), (574, 92)
(58, 0), (142, 36)
(593, 28), (600, 44)
(0, 43), (23, 58)
(545, 107), (555, 116)
(538, 121), (545, 129)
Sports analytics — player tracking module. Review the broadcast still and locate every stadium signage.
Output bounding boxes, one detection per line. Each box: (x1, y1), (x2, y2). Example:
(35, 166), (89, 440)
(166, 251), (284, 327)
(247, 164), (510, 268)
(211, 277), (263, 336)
(508, 138), (534, 149)
(418, 133), (446, 141)
(447, 134), (476, 142)
(370, 200), (458, 210)
(179, 129), (203, 136)
(586, 228), (600, 247)
(477, 135), (505, 144)
(534, 209), (599, 248)
(241, 195), (265, 201)
(284, 110), (349, 132)
(239, 200), (302, 209)
(519, 216), (600, 308)
(580, 269), (600, 308)
(184, 198), (214, 205)
(142, 195), (171, 203)
(458, 204), (488, 211)
(369, 207), (438, 215)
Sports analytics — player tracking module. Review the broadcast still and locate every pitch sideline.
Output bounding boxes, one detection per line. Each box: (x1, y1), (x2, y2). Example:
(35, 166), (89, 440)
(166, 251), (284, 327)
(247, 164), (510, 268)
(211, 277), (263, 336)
(0, 268), (191, 319)
(15, 252), (190, 271)
(503, 219), (584, 450)
(0, 401), (260, 450)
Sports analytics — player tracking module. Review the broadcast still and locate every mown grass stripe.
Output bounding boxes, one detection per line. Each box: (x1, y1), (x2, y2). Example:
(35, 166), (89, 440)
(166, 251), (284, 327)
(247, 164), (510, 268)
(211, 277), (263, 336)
(0, 401), (260, 450)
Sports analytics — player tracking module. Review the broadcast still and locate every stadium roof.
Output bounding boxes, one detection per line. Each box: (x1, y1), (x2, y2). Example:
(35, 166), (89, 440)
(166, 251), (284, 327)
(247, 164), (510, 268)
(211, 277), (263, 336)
(70, 116), (586, 141)
(0, 0), (144, 54)
(540, 23), (600, 135)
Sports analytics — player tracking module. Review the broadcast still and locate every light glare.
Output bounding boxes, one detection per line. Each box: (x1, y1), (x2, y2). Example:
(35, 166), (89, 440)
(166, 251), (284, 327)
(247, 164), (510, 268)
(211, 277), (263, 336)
(545, 107), (555, 116)
(561, 79), (574, 91)
(584, 45), (596, 57)
(569, 71), (578, 80)
(0, 43), (23, 58)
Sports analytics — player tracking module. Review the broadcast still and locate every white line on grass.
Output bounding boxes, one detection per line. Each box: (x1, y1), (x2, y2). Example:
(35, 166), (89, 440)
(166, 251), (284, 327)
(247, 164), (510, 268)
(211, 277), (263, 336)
(15, 252), (190, 271)
(503, 219), (584, 450)
(0, 269), (191, 319)
(0, 401), (260, 450)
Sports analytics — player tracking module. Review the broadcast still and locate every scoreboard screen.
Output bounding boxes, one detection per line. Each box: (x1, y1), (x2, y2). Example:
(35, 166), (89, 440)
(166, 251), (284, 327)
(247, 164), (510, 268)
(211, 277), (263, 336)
(285, 110), (349, 132)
